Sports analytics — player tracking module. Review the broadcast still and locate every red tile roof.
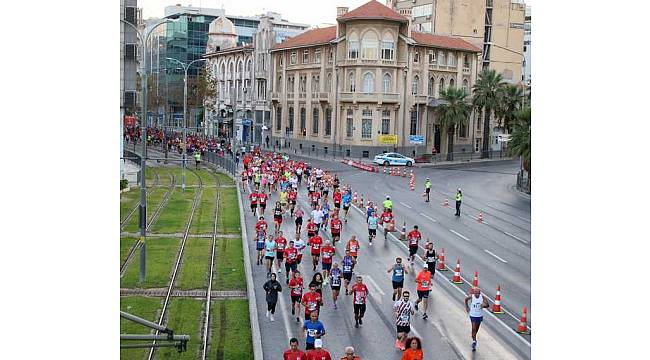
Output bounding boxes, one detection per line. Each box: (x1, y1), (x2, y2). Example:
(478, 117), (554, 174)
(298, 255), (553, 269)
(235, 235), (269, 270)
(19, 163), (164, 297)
(411, 31), (482, 52)
(338, 0), (407, 23)
(272, 26), (337, 50)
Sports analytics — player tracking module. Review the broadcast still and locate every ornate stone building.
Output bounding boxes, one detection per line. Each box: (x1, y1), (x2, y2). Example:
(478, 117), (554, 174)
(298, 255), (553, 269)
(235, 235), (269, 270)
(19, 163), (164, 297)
(270, 0), (481, 158)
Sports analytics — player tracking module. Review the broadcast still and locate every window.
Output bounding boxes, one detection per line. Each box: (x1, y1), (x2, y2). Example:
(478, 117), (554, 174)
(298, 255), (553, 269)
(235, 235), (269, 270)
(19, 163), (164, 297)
(303, 50), (309, 63)
(412, 3), (433, 18)
(300, 108), (306, 134)
(124, 6), (137, 25)
(428, 77), (434, 96)
(412, 75), (419, 95)
(449, 78), (455, 89)
(311, 75), (320, 92)
(349, 72), (356, 92)
(276, 107), (282, 131)
(346, 109), (354, 137)
(123, 91), (136, 108)
(326, 73), (332, 92)
(448, 52), (457, 67)
(463, 54), (470, 68)
(421, 22), (432, 33)
(462, 79), (469, 94)
(381, 110), (390, 134)
(328, 49), (333, 63)
(348, 40), (359, 59)
(476, 111), (482, 130)
(314, 49), (321, 63)
(475, 138), (480, 152)
(325, 108), (332, 136)
(277, 75), (282, 92)
(290, 51), (296, 65)
(124, 44), (136, 60)
(312, 108), (319, 134)
(362, 32), (378, 60)
(383, 73), (391, 94)
(413, 51), (420, 63)
(362, 72), (374, 93)
(410, 110), (418, 135)
(247, 59), (252, 71)
(381, 41), (394, 60)
(279, 55), (284, 67)
(362, 109), (372, 139)
(439, 78), (445, 95)
(428, 50), (436, 64)
(438, 51), (445, 66)
(299, 76), (306, 93)
(288, 107), (294, 132)
(459, 121), (468, 138)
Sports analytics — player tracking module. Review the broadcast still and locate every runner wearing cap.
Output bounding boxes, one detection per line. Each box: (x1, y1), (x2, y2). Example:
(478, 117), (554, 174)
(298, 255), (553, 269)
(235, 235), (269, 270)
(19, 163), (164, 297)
(388, 257), (408, 301)
(306, 339), (331, 360)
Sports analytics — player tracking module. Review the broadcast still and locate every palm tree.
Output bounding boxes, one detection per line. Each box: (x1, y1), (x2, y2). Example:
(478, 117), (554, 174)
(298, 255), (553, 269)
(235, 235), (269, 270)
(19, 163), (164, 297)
(436, 87), (471, 161)
(509, 106), (531, 189)
(497, 85), (523, 133)
(472, 69), (505, 158)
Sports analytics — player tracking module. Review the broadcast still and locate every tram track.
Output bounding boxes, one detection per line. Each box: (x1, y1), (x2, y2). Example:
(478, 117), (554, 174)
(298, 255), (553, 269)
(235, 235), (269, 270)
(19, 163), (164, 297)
(120, 168), (162, 231)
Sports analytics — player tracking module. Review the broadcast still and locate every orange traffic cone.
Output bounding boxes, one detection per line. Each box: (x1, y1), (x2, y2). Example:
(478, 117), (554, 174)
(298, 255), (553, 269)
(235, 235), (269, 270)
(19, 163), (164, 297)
(451, 259), (462, 284)
(516, 306), (529, 334)
(477, 212), (484, 223)
(443, 199), (449, 207)
(491, 285), (504, 314)
(400, 222), (406, 240)
(353, 192), (358, 205)
(436, 248), (447, 271)
(383, 167), (387, 174)
(360, 194), (364, 206)
(472, 271), (479, 287)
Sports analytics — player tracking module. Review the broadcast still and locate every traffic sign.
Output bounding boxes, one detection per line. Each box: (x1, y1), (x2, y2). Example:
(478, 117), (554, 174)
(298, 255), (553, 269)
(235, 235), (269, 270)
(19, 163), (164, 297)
(379, 134), (398, 145)
(409, 135), (424, 145)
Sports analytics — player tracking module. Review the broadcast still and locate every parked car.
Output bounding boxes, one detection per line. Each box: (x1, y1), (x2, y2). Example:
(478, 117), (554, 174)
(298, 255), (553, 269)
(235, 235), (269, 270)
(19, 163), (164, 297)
(373, 152), (415, 166)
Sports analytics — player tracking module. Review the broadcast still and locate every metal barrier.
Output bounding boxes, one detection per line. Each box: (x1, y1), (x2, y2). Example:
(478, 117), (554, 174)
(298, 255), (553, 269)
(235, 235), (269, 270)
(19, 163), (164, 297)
(203, 151), (237, 177)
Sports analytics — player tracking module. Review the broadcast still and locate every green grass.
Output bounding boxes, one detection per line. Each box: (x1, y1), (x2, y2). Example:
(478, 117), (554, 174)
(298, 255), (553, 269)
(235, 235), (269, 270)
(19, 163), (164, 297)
(168, 168), (200, 187)
(177, 238), (212, 290)
(121, 238), (180, 288)
(120, 190), (141, 223)
(214, 172), (235, 186)
(145, 167), (157, 183)
(190, 188), (218, 234)
(196, 169), (218, 186)
(156, 298), (204, 360)
(150, 189), (196, 233)
(122, 186), (169, 233)
(120, 296), (161, 360)
(209, 300), (253, 360)
(120, 237), (138, 266)
(216, 188), (240, 234)
(213, 238), (245, 291)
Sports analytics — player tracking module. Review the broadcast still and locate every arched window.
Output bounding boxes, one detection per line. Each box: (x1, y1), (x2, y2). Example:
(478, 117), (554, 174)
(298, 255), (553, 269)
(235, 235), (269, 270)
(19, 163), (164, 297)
(361, 31), (378, 60)
(348, 33), (359, 59)
(428, 77), (435, 96)
(229, 62), (234, 79)
(449, 78), (455, 88)
(238, 61), (244, 78)
(277, 75), (282, 92)
(381, 32), (395, 61)
(349, 72), (356, 92)
(362, 72), (374, 93)
(438, 78), (445, 95)
(462, 79), (469, 94)
(326, 73), (332, 91)
(438, 51), (445, 67)
(383, 73), (391, 94)
(412, 75), (419, 95)
(246, 59), (252, 71)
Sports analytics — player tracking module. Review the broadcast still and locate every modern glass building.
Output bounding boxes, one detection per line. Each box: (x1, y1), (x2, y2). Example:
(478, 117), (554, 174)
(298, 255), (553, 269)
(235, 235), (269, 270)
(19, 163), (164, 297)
(145, 5), (309, 130)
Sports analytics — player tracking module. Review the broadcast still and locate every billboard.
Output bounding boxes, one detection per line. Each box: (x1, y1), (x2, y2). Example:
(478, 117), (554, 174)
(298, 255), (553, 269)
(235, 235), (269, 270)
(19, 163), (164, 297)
(378, 134), (398, 145)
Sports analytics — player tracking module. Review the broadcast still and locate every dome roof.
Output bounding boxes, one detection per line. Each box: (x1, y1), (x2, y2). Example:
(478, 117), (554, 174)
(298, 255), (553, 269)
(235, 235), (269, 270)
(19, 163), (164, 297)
(209, 16), (236, 35)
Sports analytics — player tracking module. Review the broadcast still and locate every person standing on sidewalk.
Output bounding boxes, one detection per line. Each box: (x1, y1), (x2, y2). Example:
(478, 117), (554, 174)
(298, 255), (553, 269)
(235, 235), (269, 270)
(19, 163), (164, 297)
(424, 178), (432, 202)
(455, 188), (463, 216)
(465, 287), (490, 351)
(263, 273), (282, 322)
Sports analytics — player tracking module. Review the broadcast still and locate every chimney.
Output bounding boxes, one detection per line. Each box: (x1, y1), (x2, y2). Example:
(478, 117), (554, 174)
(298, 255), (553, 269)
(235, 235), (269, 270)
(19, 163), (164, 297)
(337, 7), (349, 18)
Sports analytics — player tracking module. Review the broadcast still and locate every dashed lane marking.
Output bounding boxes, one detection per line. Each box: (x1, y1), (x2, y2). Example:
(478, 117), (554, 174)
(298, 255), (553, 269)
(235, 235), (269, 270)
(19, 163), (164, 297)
(504, 231), (529, 244)
(449, 229), (470, 242)
(399, 202), (412, 209)
(484, 249), (508, 263)
(419, 213), (437, 222)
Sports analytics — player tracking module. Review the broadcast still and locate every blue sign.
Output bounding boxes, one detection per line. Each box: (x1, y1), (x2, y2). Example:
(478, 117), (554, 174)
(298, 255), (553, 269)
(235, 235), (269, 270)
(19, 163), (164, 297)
(409, 135), (424, 145)
(241, 119), (253, 126)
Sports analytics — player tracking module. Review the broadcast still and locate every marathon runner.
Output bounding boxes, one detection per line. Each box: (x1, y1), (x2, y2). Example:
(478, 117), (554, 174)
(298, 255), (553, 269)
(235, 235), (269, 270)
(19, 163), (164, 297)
(321, 200), (331, 231)
(308, 232), (323, 271)
(351, 276), (369, 328)
(262, 273), (282, 322)
(380, 208), (395, 239)
(345, 235), (360, 263)
(414, 267), (432, 320)
(422, 242), (437, 275)
(301, 285), (324, 321)
(393, 290), (416, 350)
(288, 270), (304, 321)
(273, 201), (284, 233)
(332, 188), (342, 210)
(288, 188), (298, 217)
(283, 338), (306, 360)
(310, 188), (321, 210)
(306, 339), (331, 360)
(329, 213), (343, 245)
(264, 235), (277, 277)
(407, 226), (422, 267)
(294, 234), (306, 266)
(465, 287), (490, 351)
(320, 240), (335, 284)
(329, 263), (342, 309)
(342, 190), (352, 223)
(249, 189), (259, 216)
(295, 206), (304, 234)
(284, 240), (299, 282)
(302, 311), (326, 351)
(275, 231), (287, 273)
(306, 218), (318, 238)
(388, 257), (408, 301)
(341, 249), (355, 295)
(255, 217), (268, 265)
(367, 211), (378, 246)
(280, 188), (289, 211)
(383, 196), (393, 210)
(309, 273), (324, 297)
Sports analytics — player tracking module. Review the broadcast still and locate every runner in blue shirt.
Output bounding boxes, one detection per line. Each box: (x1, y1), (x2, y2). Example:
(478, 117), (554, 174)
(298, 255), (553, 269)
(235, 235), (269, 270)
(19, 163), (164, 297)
(367, 211), (378, 246)
(341, 249), (355, 295)
(387, 257), (409, 301)
(264, 236), (277, 277)
(342, 191), (352, 223)
(302, 311), (326, 351)
(329, 263), (343, 309)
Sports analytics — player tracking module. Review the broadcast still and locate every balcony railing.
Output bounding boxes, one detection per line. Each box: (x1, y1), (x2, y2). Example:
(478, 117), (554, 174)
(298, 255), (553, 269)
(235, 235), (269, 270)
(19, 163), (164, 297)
(271, 92), (280, 100)
(340, 92), (354, 101)
(381, 93), (399, 102)
(317, 92), (330, 101)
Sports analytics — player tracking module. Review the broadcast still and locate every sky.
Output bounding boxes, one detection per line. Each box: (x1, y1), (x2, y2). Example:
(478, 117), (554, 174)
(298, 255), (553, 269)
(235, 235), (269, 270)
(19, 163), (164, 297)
(139, 0), (533, 27)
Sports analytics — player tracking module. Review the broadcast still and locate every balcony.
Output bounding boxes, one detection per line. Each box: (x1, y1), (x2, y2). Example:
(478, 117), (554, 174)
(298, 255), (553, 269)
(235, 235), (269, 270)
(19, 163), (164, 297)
(339, 92), (354, 101)
(317, 92), (330, 102)
(381, 93), (399, 103)
(287, 92), (295, 100)
(413, 95), (428, 104)
(271, 92), (280, 101)
(462, 67), (471, 74)
(255, 70), (266, 79)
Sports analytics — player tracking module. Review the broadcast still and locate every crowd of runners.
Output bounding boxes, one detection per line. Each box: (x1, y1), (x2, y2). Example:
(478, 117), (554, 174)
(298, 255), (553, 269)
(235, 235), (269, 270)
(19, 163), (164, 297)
(123, 126), (235, 156)
(242, 148), (490, 359)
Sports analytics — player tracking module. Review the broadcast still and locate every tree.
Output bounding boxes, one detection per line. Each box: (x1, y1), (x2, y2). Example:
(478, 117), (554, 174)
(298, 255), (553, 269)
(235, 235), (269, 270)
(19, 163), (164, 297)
(436, 87), (471, 161)
(472, 69), (505, 158)
(509, 106), (531, 175)
(496, 84), (523, 133)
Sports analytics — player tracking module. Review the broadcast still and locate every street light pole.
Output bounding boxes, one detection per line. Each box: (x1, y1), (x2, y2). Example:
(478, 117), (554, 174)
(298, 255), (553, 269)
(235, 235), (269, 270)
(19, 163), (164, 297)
(122, 18), (174, 283)
(167, 57), (207, 192)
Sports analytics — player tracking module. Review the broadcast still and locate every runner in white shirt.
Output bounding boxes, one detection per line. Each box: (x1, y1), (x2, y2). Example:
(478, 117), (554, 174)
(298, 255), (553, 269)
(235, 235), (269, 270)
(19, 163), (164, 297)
(393, 291), (416, 351)
(311, 206), (325, 231)
(464, 287), (490, 351)
(293, 234), (306, 266)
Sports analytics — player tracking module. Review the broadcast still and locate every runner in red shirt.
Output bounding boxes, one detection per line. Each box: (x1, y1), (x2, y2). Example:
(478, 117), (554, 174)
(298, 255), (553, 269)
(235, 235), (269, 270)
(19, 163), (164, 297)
(380, 208), (395, 239)
(255, 216), (268, 235)
(288, 189), (298, 216)
(306, 341), (332, 360)
(301, 284), (323, 321)
(258, 191), (268, 215)
(346, 235), (361, 263)
(308, 234), (323, 272)
(249, 190), (258, 216)
(407, 225), (422, 267)
(320, 240), (335, 285)
(332, 189), (342, 210)
(284, 240), (299, 281)
(283, 338), (307, 360)
(329, 214), (343, 245)
(310, 190), (321, 210)
(306, 219), (318, 238)
(275, 231), (287, 272)
(289, 270), (304, 322)
(351, 276), (370, 328)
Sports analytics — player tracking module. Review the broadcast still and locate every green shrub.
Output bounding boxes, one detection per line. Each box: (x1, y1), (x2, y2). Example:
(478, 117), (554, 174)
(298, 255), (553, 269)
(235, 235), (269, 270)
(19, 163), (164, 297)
(120, 179), (129, 190)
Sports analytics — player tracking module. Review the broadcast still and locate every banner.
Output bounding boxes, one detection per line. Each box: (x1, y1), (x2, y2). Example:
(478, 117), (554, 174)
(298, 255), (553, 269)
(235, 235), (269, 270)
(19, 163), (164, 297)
(409, 135), (424, 145)
(379, 134), (398, 145)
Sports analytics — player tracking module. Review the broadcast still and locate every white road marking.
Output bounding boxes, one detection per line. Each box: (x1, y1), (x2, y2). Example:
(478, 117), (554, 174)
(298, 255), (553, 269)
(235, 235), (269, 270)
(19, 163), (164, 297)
(484, 249), (508, 263)
(504, 231), (529, 244)
(449, 229), (470, 242)
(272, 263), (294, 340)
(419, 213), (437, 222)
(362, 274), (386, 296)
(399, 202), (412, 209)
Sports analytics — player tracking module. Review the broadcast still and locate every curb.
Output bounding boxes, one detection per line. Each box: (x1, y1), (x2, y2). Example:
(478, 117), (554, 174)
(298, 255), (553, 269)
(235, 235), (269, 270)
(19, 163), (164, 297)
(236, 183), (264, 360)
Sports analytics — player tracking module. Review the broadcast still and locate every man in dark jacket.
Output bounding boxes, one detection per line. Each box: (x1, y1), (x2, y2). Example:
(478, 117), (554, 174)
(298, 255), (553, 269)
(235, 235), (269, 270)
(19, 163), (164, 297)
(263, 273), (283, 322)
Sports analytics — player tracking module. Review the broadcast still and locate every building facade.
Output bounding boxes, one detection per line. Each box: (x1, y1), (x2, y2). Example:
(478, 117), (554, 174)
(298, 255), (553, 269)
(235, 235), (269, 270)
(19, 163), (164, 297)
(522, 5), (531, 84)
(270, 1), (480, 159)
(391, 0), (526, 84)
(121, 0), (138, 116)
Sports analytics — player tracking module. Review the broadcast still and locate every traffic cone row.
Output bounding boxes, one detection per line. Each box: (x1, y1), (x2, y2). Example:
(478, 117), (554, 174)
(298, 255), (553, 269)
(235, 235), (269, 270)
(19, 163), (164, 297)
(491, 285), (504, 314)
(477, 211), (484, 223)
(451, 259), (463, 284)
(409, 174), (415, 191)
(436, 248), (447, 271)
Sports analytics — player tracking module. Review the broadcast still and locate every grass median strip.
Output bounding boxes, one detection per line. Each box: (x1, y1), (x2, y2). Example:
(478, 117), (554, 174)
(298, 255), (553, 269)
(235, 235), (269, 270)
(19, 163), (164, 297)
(120, 189), (141, 223)
(120, 296), (161, 360)
(190, 187), (217, 235)
(150, 188), (196, 233)
(196, 169), (217, 186)
(156, 298), (203, 360)
(213, 237), (245, 291)
(214, 172), (235, 186)
(217, 188), (240, 234)
(209, 299), (253, 360)
(177, 238), (212, 290)
(168, 168), (200, 187)
(121, 238), (180, 288)
(123, 187), (168, 233)
(120, 237), (138, 266)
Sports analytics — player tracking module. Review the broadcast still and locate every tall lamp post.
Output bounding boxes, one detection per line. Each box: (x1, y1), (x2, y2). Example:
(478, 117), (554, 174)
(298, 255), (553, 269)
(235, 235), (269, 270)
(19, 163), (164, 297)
(166, 57), (207, 192)
(121, 17), (176, 282)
